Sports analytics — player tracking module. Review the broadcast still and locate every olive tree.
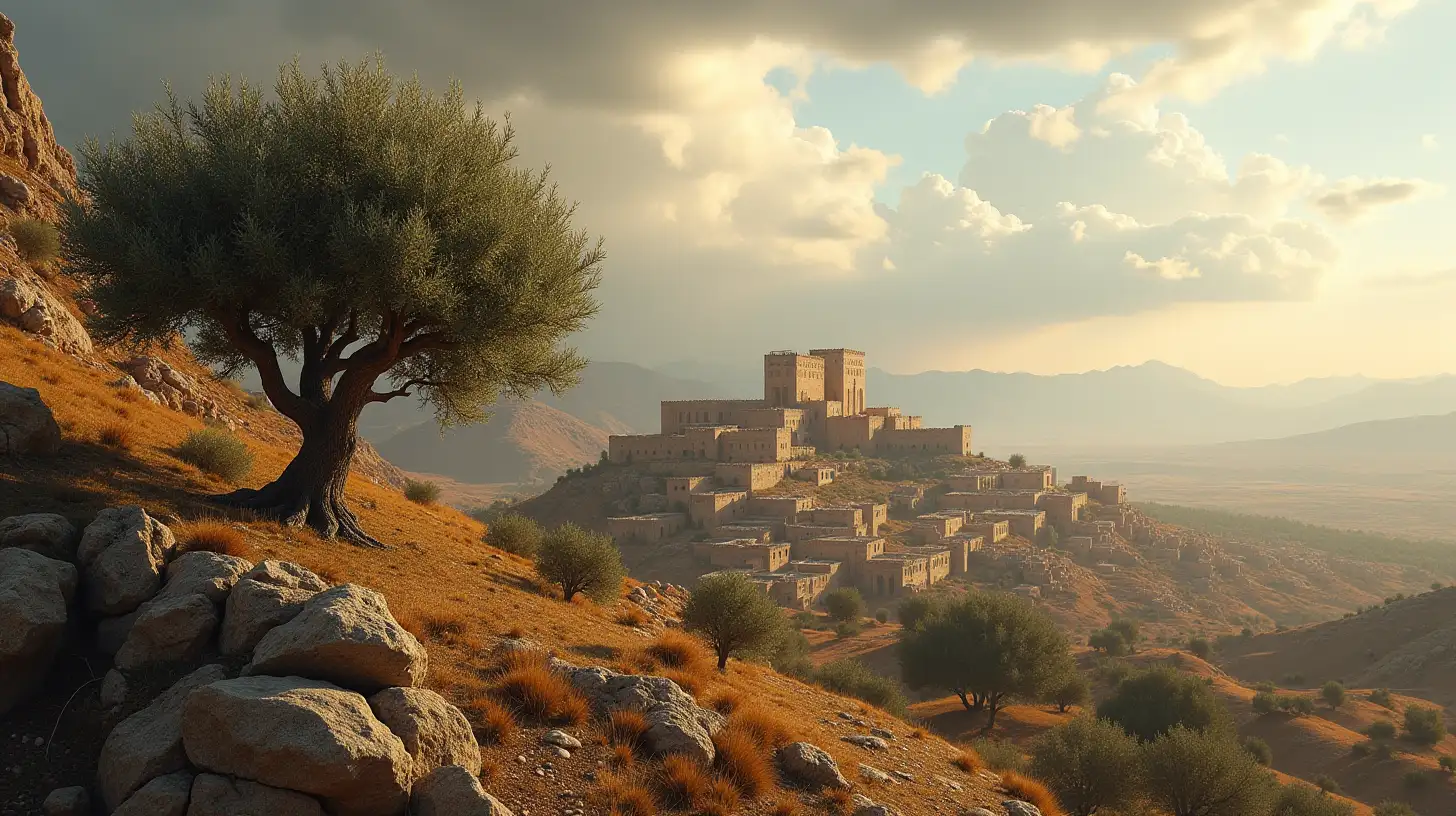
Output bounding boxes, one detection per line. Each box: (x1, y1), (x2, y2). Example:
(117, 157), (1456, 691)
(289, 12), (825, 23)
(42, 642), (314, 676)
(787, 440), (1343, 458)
(1142, 727), (1278, 816)
(684, 572), (786, 671)
(1028, 716), (1143, 816)
(534, 523), (625, 603)
(1098, 666), (1228, 742)
(63, 58), (602, 546)
(898, 592), (1073, 729)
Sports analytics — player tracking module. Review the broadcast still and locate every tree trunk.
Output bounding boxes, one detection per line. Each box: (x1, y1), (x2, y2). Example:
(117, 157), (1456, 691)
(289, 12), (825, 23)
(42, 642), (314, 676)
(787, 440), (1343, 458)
(984, 701), (1001, 730)
(718, 649), (729, 672)
(218, 398), (384, 548)
(956, 690), (973, 711)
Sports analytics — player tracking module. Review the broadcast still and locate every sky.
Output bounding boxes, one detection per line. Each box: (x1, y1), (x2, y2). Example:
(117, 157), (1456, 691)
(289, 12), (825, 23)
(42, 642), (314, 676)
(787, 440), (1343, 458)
(11, 0), (1456, 386)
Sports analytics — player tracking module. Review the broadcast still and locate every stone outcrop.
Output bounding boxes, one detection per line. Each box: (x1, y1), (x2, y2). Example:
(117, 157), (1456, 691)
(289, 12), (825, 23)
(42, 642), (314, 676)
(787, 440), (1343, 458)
(40, 787), (89, 816)
(409, 765), (515, 816)
(112, 771), (193, 816)
(114, 592), (218, 671)
(0, 270), (92, 354)
(368, 686), (481, 780)
(117, 356), (235, 427)
(1002, 802), (1043, 816)
(188, 773), (324, 816)
(219, 560), (328, 655)
(841, 734), (890, 750)
(777, 741), (850, 789)
(0, 380), (60, 456)
(181, 675), (412, 816)
(97, 663), (229, 811)
(0, 13), (79, 217)
(0, 547), (76, 715)
(553, 661), (724, 764)
(157, 550), (252, 603)
(243, 584), (427, 693)
(77, 505), (176, 615)
(0, 512), (78, 561)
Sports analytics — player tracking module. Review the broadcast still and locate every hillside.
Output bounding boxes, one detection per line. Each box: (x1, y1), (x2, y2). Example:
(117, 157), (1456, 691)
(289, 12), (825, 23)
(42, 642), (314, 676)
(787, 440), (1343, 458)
(377, 399), (610, 487)
(1212, 411), (1456, 467)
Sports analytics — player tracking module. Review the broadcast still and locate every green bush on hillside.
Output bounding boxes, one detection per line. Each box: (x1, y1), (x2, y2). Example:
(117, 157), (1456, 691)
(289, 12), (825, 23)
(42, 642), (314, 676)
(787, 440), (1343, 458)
(1402, 705), (1446, 746)
(1028, 715), (1142, 816)
(814, 658), (906, 716)
(1098, 666), (1228, 741)
(403, 479), (441, 505)
(8, 217), (60, 266)
(175, 428), (254, 483)
(484, 512), (543, 556)
(534, 522), (625, 604)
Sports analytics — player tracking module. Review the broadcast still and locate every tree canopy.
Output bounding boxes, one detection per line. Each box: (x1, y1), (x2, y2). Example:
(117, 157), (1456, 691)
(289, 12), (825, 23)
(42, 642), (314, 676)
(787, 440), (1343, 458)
(1097, 666), (1228, 742)
(63, 57), (602, 545)
(534, 523), (625, 603)
(684, 572), (787, 670)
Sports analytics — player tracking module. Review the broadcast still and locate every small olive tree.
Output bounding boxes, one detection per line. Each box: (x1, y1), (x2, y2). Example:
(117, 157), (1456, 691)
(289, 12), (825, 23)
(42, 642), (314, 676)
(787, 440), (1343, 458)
(1048, 671), (1091, 713)
(63, 58), (602, 546)
(823, 587), (866, 623)
(1097, 666), (1228, 742)
(684, 572), (786, 671)
(1142, 727), (1278, 816)
(485, 512), (544, 557)
(1321, 681), (1346, 710)
(534, 523), (625, 603)
(1029, 715), (1143, 816)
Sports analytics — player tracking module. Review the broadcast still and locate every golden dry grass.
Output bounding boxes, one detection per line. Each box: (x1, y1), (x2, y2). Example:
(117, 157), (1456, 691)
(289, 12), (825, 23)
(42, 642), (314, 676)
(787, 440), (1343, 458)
(660, 667), (705, 697)
(952, 748), (984, 774)
(1001, 771), (1064, 816)
(728, 706), (798, 751)
(657, 754), (710, 808)
(823, 786), (855, 814)
(97, 422), (133, 450)
(772, 800), (802, 816)
(610, 742), (636, 770)
(462, 696), (517, 745)
(708, 689), (745, 715)
(643, 629), (713, 673)
(592, 772), (657, 816)
(608, 708), (650, 753)
(712, 724), (776, 799)
(700, 777), (741, 816)
(178, 521), (255, 560)
(491, 652), (590, 726)
(616, 605), (650, 627)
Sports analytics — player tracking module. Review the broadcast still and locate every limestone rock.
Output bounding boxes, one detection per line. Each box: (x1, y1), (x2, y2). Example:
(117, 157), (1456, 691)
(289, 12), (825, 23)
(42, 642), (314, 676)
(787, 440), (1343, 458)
(219, 561), (327, 655)
(410, 765), (514, 816)
(841, 734), (889, 750)
(852, 798), (902, 816)
(963, 809), (996, 816)
(157, 551), (252, 603)
(243, 584), (427, 693)
(181, 675), (411, 816)
(188, 774), (323, 816)
(777, 742), (850, 789)
(1002, 802), (1043, 816)
(96, 609), (139, 657)
(0, 547), (76, 715)
(115, 593), (218, 671)
(100, 668), (128, 709)
(0, 512), (78, 561)
(541, 729), (582, 750)
(41, 786), (88, 816)
(113, 771), (193, 816)
(859, 764), (895, 784)
(97, 663), (228, 810)
(0, 270), (92, 354)
(368, 686), (481, 780)
(77, 505), (176, 615)
(0, 381), (60, 456)
(555, 662), (722, 764)
(0, 13), (80, 217)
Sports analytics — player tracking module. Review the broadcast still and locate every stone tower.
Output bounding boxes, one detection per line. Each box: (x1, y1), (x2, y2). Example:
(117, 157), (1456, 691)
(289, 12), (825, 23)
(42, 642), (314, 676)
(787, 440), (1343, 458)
(810, 348), (865, 415)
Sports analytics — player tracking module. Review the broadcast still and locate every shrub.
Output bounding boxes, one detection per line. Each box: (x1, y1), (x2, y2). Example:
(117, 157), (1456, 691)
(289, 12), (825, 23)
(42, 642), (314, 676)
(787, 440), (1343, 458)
(644, 629), (713, 672)
(1028, 715), (1141, 816)
(97, 422), (134, 450)
(708, 689), (745, 716)
(1366, 720), (1397, 740)
(769, 628), (814, 679)
(833, 620), (862, 640)
(1253, 691), (1279, 716)
(1281, 694), (1315, 716)
(1350, 742), (1372, 758)
(712, 725), (774, 798)
(591, 772), (656, 816)
(1108, 619), (1141, 651)
(1369, 688), (1394, 708)
(403, 479), (441, 504)
(874, 608), (889, 623)
(1255, 681), (1278, 694)
(1372, 803), (1416, 816)
(1401, 770), (1428, 790)
(1097, 666), (1228, 741)
(1321, 681), (1346, 709)
(1008, 453), (1027, 468)
(616, 606), (650, 627)
(1142, 727), (1278, 816)
(657, 754), (710, 808)
(1374, 742), (1396, 760)
(772, 800), (801, 816)
(969, 738), (1026, 773)
(1243, 736), (1273, 766)
(491, 652), (590, 725)
(176, 427), (254, 483)
(244, 392), (272, 410)
(1439, 754), (1454, 774)
(8, 217), (60, 266)
(1273, 784), (1356, 816)
(897, 595), (935, 630)
(1089, 628), (1130, 656)
(1048, 672), (1090, 713)
(1000, 771), (1064, 816)
(535, 523), (626, 603)
(180, 521), (252, 558)
(608, 708), (650, 752)
(823, 588), (865, 622)
(728, 706), (797, 751)
(485, 512), (543, 556)
(463, 696), (517, 745)
(1402, 705), (1446, 746)
(684, 572), (787, 671)
(1313, 774), (1341, 794)
(814, 658), (907, 716)
(951, 750), (984, 774)
(1187, 636), (1212, 660)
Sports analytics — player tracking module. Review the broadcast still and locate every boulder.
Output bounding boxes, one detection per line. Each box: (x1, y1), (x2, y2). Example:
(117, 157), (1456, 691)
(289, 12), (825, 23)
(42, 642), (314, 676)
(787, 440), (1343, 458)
(188, 774), (323, 816)
(157, 551), (252, 603)
(0, 512), (78, 561)
(0, 381), (60, 456)
(112, 771), (193, 816)
(0, 547), (76, 715)
(777, 742), (850, 789)
(410, 765), (514, 816)
(97, 663), (228, 811)
(368, 686), (481, 780)
(0, 172), (29, 206)
(1002, 803), (1043, 816)
(852, 798), (902, 816)
(243, 584), (427, 693)
(96, 609), (140, 657)
(859, 764), (895, 784)
(541, 729), (582, 750)
(114, 593), (218, 671)
(963, 810), (996, 816)
(77, 505), (176, 615)
(554, 662), (722, 764)
(0, 273), (93, 354)
(100, 668), (128, 709)
(41, 786), (88, 816)
(181, 675), (411, 816)
(841, 734), (889, 750)
(219, 561), (327, 656)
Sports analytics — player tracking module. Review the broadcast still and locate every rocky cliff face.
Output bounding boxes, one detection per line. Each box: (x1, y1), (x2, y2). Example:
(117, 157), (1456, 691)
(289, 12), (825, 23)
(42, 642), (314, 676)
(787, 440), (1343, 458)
(0, 12), (78, 218)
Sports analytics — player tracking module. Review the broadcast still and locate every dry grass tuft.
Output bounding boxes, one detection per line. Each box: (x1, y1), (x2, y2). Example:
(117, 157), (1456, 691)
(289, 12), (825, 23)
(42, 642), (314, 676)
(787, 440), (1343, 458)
(504, 625), (527, 639)
(491, 651), (590, 726)
(610, 742), (636, 769)
(657, 754), (711, 808)
(910, 727), (929, 739)
(616, 605), (650, 627)
(180, 521), (254, 560)
(728, 706), (797, 751)
(463, 696), (517, 745)
(608, 708), (650, 753)
(708, 689), (745, 715)
(592, 772), (657, 816)
(712, 724), (776, 799)
(644, 630), (712, 672)
(952, 749), (984, 774)
(480, 756), (499, 784)
(417, 610), (468, 642)
(702, 777), (741, 815)
(772, 799), (802, 816)
(823, 786), (855, 814)
(97, 422), (134, 450)
(1001, 771), (1065, 816)
(660, 667), (705, 697)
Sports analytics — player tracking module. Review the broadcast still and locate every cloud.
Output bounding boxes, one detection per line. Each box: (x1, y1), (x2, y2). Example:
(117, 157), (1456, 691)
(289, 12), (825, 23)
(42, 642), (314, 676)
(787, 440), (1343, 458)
(1310, 176), (1442, 222)
(1421, 134), (1439, 150)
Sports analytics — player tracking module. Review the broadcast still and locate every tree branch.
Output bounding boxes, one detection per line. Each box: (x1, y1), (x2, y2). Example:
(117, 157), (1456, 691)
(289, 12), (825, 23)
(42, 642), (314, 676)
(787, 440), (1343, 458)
(368, 378), (449, 404)
(210, 308), (313, 426)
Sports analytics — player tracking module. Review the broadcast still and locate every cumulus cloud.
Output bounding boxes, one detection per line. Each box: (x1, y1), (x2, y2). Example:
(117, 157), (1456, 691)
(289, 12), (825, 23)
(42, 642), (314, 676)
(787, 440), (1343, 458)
(1310, 176), (1442, 222)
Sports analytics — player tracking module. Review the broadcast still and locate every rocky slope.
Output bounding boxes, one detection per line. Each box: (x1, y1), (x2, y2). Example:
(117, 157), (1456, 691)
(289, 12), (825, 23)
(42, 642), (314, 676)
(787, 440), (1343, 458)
(0, 12), (77, 220)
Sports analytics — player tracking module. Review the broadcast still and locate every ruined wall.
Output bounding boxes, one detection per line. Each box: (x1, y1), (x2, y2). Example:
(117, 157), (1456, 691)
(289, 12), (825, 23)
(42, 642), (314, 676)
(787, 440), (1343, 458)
(874, 425), (972, 456)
